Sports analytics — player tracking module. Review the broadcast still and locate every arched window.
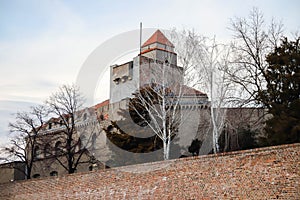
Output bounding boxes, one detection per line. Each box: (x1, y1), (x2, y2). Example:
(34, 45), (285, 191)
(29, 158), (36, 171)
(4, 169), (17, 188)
(34, 146), (42, 159)
(99, 114), (104, 121)
(83, 113), (87, 121)
(55, 141), (63, 156)
(33, 174), (40, 178)
(44, 143), (51, 157)
(50, 171), (58, 176)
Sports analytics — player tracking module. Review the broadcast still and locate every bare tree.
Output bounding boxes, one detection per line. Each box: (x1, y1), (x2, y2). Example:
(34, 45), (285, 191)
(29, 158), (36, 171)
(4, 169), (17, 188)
(129, 29), (208, 159)
(194, 36), (233, 154)
(169, 28), (206, 87)
(130, 59), (181, 160)
(45, 84), (88, 174)
(226, 7), (284, 107)
(0, 105), (47, 179)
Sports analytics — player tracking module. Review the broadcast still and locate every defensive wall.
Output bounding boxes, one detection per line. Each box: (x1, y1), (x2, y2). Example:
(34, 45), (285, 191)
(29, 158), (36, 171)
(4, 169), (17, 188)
(0, 143), (299, 199)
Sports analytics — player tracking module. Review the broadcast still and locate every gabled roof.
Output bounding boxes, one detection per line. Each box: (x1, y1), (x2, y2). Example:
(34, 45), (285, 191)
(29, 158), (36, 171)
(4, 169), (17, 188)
(142, 30), (174, 48)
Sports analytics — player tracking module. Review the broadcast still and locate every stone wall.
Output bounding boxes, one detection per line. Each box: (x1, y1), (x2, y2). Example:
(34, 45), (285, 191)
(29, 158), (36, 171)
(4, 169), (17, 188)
(0, 143), (299, 199)
(0, 162), (25, 184)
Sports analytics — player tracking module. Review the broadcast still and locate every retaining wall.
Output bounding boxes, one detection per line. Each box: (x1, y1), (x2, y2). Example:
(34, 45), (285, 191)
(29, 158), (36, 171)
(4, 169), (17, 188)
(0, 143), (299, 199)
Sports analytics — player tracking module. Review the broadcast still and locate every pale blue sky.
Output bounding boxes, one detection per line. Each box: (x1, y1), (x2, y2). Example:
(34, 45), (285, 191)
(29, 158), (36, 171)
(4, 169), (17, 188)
(0, 0), (299, 144)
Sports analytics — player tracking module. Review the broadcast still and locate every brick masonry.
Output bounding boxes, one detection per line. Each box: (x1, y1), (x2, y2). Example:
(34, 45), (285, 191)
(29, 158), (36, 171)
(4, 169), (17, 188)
(0, 143), (299, 199)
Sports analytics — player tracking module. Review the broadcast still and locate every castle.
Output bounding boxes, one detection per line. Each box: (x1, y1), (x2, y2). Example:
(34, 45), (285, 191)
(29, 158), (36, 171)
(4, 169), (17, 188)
(31, 30), (212, 179)
(0, 30), (266, 183)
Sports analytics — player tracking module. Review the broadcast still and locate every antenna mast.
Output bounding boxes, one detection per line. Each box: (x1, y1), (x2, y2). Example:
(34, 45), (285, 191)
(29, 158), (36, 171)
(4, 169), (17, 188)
(139, 22), (142, 56)
(139, 22), (142, 67)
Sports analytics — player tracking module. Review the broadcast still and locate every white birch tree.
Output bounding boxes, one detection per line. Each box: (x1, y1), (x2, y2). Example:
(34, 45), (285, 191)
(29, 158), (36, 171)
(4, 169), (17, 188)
(129, 32), (203, 159)
(129, 60), (182, 160)
(193, 36), (233, 154)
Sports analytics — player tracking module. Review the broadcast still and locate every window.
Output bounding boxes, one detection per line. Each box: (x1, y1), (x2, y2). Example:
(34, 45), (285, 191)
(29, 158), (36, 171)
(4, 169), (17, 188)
(50, 171), (58, 176)
(44, 143), (51, 157)
(89, 164), (97, 171)
(91, 133), (97, 150)
(34, 146), (42, 159)
(107, 125), (113, 132)
(83, 113), (87, 121)
(33, 174), (40, 178)
(48, 123), (52, 129)
(55, 141), (63, 155)
(99, 114), (104, 121)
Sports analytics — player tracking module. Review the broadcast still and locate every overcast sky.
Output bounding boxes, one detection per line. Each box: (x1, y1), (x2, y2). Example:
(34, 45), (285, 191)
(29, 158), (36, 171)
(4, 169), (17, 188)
(0, 0), (299, 145)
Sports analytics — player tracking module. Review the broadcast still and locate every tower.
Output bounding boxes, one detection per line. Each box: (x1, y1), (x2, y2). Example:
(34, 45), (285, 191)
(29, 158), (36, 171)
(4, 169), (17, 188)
(110, 29), (183, 104)
(140, 29), (177, 66)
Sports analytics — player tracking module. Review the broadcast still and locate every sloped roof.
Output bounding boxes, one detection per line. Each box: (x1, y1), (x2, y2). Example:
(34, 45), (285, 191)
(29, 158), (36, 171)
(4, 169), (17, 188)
(180, 85), (206, 96)
(142, 30), (174, 48)
(140, 83), (207, 97)
(94, 99), (110, 109)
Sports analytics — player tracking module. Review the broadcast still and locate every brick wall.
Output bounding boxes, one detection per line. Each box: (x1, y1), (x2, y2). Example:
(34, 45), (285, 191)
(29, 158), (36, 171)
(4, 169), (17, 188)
(0, 143), (299, 199)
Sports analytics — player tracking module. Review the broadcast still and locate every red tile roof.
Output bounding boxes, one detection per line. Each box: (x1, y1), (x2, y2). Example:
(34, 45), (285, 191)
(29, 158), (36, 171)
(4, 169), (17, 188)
(181, 85), (206, 96)
(141, 83), (207, 97)
(142, 30), (174, 48)
(140, 47), (176, 55)
(94, 99), (109, 109)
(172, 84), (206, 96)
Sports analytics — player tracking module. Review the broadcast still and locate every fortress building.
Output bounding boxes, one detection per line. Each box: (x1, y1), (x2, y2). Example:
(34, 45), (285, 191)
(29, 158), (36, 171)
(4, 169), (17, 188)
(0, 30), (266, 182)
(106, 30), (210, 154)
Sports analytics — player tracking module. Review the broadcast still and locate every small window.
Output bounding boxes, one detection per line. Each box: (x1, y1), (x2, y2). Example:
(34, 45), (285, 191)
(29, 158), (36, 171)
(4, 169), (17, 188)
(99, 114), (104, 121)
(89, 164), (97, 171)
(83, 113), (87, 121)
(107, 125), (113, 132)
(48, 123), (52, 129)
(33, 174), (40, 178)
(50, 171), (58, 176)
(34, 146), (42, 159)
(113, 78), (120, 84)
(44, 143), (51, 157)
(55, 141), (63, 155)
